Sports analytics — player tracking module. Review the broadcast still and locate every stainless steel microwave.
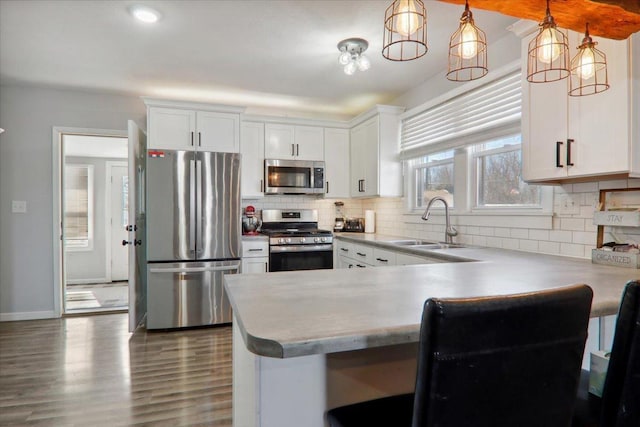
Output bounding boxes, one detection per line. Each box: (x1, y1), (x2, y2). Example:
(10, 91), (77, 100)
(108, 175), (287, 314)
(264, 159), (325, 195)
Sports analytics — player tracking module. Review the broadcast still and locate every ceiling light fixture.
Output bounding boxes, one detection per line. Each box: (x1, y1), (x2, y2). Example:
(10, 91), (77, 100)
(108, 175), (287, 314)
(337, 38), (371, 76)
(569, 23), (609, 96)
(447, 0), (487, 82)
(129, 5), (161, 24)
(382, 0), (427, 61)
(527, 0), (570, 83)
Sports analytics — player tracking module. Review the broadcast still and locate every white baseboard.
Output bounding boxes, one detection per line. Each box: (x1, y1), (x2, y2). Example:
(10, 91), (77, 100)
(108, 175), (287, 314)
(0, 310), (58, 322)
(66, 277), (109, 285)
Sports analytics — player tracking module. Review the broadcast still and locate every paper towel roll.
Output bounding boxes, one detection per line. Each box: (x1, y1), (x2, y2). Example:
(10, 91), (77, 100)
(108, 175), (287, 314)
(365, 210), (375, 233)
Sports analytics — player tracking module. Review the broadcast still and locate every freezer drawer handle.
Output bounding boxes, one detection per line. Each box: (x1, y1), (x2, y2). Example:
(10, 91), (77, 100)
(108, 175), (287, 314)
(149, 265), (240, 273)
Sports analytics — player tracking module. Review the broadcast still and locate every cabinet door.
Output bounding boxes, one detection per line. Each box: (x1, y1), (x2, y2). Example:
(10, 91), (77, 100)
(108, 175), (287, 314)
(294, 126), (324, 161)
(265, 124), (295, 158)
(148, 107), (196, 150)
(350, 124), (366, 197)
(324, 128), (350, 198)
(240, 122), (265, 198)
(196, 111), (240, 153)
(567, 36), (629, 177)
(336, 254), (354, 269)
(242, 257), (269, 274)
(351, 243), (374, 264)
(361, 118), (379, 197)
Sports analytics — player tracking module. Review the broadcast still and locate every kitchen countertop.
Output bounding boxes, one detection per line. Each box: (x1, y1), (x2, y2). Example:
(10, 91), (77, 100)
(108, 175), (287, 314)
(225, 233), (639, 359)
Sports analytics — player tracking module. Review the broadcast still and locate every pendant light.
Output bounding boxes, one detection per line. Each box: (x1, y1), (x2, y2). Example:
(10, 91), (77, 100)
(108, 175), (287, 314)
(527, 0), (570, 83)
(446, 1), (487, 82)
(382, 0), (428, 61)
(569, 24), (609, 96)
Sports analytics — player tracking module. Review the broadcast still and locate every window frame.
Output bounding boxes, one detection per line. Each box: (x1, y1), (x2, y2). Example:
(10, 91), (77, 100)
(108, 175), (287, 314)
(411, 151), (455, 210)
(64, 164), (94, 252)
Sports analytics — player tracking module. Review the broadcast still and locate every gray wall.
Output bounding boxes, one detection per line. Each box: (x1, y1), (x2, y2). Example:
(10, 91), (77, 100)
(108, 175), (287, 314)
(64, 156), (124, 284)
(0, 84), (145, 319)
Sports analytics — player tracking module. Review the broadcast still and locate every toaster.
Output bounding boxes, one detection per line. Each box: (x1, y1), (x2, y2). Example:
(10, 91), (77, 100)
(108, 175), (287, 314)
(343, 218), (365, 232)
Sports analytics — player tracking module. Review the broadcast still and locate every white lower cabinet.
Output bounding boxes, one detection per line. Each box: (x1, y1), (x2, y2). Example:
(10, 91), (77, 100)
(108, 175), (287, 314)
(335, 239), (441, 269)
(242, 239), (269, 273)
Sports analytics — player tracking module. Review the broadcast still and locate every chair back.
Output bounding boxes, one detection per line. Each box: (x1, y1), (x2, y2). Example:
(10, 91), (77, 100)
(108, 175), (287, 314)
(600, 280), (640, 427)
(412, 284), (593, 427)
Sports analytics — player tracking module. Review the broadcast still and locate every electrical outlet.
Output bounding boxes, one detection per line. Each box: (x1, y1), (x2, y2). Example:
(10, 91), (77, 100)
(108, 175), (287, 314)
(11, 200), (27, 213)
(558, 194), (580, 215)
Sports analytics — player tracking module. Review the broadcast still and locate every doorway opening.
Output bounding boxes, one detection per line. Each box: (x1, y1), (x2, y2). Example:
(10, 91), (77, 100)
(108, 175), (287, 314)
(61, 133), (129, 314)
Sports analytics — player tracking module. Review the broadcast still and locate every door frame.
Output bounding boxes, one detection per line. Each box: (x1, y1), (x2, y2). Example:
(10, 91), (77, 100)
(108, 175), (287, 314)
(105, 161), (129, 283)
(52, 126), (127, 317)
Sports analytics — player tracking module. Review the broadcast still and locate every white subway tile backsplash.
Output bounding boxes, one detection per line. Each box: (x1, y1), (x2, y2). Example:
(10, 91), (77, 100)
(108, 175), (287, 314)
(599, 180), (629, 190)
(519, 239), (539, 252)
(494, 228), (511, 238)
(549, 230), (572, 243)
(538, 241), (561, 255)
(573, 182), (599, 193)
(485, 236), (503, 248)
(560, 218), (585, 231)
(529, 229), (550, 241)
(502, 238), (520, 250)
(572, 231), (597, 245)
(560, 242), (586, 258)
(510, 228), (529, 239)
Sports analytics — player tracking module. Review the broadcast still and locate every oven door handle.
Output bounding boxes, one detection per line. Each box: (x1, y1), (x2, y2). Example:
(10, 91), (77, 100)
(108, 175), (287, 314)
(270, 244), (333, 253)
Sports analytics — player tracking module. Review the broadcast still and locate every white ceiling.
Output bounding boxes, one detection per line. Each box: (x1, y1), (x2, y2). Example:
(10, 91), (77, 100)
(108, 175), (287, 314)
(0, 0), (517, 119)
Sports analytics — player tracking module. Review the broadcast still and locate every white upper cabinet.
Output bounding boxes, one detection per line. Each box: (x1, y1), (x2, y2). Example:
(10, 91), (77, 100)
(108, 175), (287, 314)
(196, 111), (240, 152)
(521, 31), (634, 182)
(323, 128), (350, 198)
(240, 122), (265, 199)
(265, 124), (324, 160)
(145, 100), (243, 153)
(148, 107), (196, 150)
(350, 107), (404, 198)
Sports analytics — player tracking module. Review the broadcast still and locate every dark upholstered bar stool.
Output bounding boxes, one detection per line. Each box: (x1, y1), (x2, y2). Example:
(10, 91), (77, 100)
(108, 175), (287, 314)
(572, 280), (640, 427)
(327, 285), (594, 427)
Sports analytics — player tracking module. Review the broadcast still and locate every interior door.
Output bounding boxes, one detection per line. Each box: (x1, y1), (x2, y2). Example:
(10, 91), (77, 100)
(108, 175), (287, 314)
(128, 120), (147, 332)
(110, 163), (128, 281)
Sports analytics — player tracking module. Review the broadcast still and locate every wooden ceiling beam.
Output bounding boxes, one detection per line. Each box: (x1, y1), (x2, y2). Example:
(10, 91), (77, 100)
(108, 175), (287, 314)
(437, 0), (640, 40)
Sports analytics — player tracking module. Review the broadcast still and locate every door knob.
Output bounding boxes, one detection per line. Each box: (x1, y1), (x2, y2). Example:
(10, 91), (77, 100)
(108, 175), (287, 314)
(125, 225), (137, 231)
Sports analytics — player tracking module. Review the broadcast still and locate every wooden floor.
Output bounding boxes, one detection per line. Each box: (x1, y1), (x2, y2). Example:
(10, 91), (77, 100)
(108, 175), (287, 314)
(0, 314), (232, 426)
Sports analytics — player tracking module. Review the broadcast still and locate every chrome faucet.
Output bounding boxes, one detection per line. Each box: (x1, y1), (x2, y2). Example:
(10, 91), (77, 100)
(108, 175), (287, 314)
(421, 196), (458, 244)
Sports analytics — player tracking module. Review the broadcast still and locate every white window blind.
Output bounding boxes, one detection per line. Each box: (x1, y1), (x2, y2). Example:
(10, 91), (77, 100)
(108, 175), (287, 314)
(401, 71), (521, 158)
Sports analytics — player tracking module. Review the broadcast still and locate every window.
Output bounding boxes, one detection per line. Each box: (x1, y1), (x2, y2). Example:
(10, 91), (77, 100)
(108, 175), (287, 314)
(472, 135), (541, 208)
(410, 150), (454, 208)
(64, 164), (94, 250)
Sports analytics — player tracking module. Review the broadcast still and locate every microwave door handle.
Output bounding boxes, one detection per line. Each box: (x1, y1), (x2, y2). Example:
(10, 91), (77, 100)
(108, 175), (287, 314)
(189, 159), (196, 254)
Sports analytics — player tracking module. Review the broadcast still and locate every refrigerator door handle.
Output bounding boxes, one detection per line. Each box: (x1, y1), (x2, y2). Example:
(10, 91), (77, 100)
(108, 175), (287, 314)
(195, 158), (203, 256)
(189, 159), (196, 254)
(149, 264), (240, 274)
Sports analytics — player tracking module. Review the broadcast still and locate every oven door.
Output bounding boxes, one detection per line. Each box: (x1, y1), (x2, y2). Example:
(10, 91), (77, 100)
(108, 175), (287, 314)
(269, 244), (333, 272)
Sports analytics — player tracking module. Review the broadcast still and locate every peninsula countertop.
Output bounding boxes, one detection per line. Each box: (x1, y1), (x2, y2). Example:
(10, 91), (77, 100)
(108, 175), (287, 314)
(225, 234), (639, 359)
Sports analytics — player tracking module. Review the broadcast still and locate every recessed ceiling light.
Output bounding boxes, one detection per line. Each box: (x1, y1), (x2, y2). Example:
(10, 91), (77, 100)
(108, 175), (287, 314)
(129, 5), (161, 23)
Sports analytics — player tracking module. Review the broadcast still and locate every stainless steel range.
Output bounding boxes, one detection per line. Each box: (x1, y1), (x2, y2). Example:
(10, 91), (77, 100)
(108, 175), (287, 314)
(261, 209), (333, 272)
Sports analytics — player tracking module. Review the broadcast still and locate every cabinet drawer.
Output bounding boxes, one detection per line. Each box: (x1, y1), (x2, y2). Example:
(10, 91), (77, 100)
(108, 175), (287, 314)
(336, 240), (352, 257)
(242, 240), (269, 258)
(351, 243), (374, 262)
(373, 248), (397, 267)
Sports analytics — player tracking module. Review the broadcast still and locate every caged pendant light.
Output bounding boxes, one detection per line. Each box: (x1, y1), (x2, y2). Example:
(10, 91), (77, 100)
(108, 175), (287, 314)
(382, 0), (428, 61)
(527, 0), (570, 83)
(447, 0), (488, 82)
(569, 23), (609, 96)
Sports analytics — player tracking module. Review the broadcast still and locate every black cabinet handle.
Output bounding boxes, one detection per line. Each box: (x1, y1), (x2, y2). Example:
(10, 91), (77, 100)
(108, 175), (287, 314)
(556, 141), (564, 168)
(198, 132), (202, 147)
(376, 258), (388, 263)
(191, 131), (194, 146)
(296, 144), (299, 156)
(260, 179), (264, 192)
(356, 252), (366, 257)
(291, 144), (295, 156)
(356, 264), (366, 268)
(326, 181), (329, 194)
(248, 248), (263, 252)
(340, 248), (348, 252)
(566, 138), (575, 166)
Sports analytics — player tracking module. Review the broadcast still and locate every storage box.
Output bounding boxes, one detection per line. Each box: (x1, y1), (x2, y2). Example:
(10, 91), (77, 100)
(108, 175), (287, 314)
(592, 249), (640, 269)
(589, 350), (611, 397)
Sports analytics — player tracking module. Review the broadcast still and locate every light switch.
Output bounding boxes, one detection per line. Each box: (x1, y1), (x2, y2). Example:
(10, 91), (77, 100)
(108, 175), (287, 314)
(11, 200), (27, 213)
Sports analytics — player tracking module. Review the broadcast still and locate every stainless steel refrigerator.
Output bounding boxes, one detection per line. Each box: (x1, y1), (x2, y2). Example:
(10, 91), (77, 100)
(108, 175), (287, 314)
(145, 150), (241, 329)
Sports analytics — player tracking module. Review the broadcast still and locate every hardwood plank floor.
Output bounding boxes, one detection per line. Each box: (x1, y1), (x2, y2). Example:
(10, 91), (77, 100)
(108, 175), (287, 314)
(0, 314), (232, 426)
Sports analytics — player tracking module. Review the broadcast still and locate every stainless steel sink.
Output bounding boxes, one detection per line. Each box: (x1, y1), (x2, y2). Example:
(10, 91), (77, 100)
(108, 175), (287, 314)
(412, 243), (467, 250)
(388, 239), (438, 246)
